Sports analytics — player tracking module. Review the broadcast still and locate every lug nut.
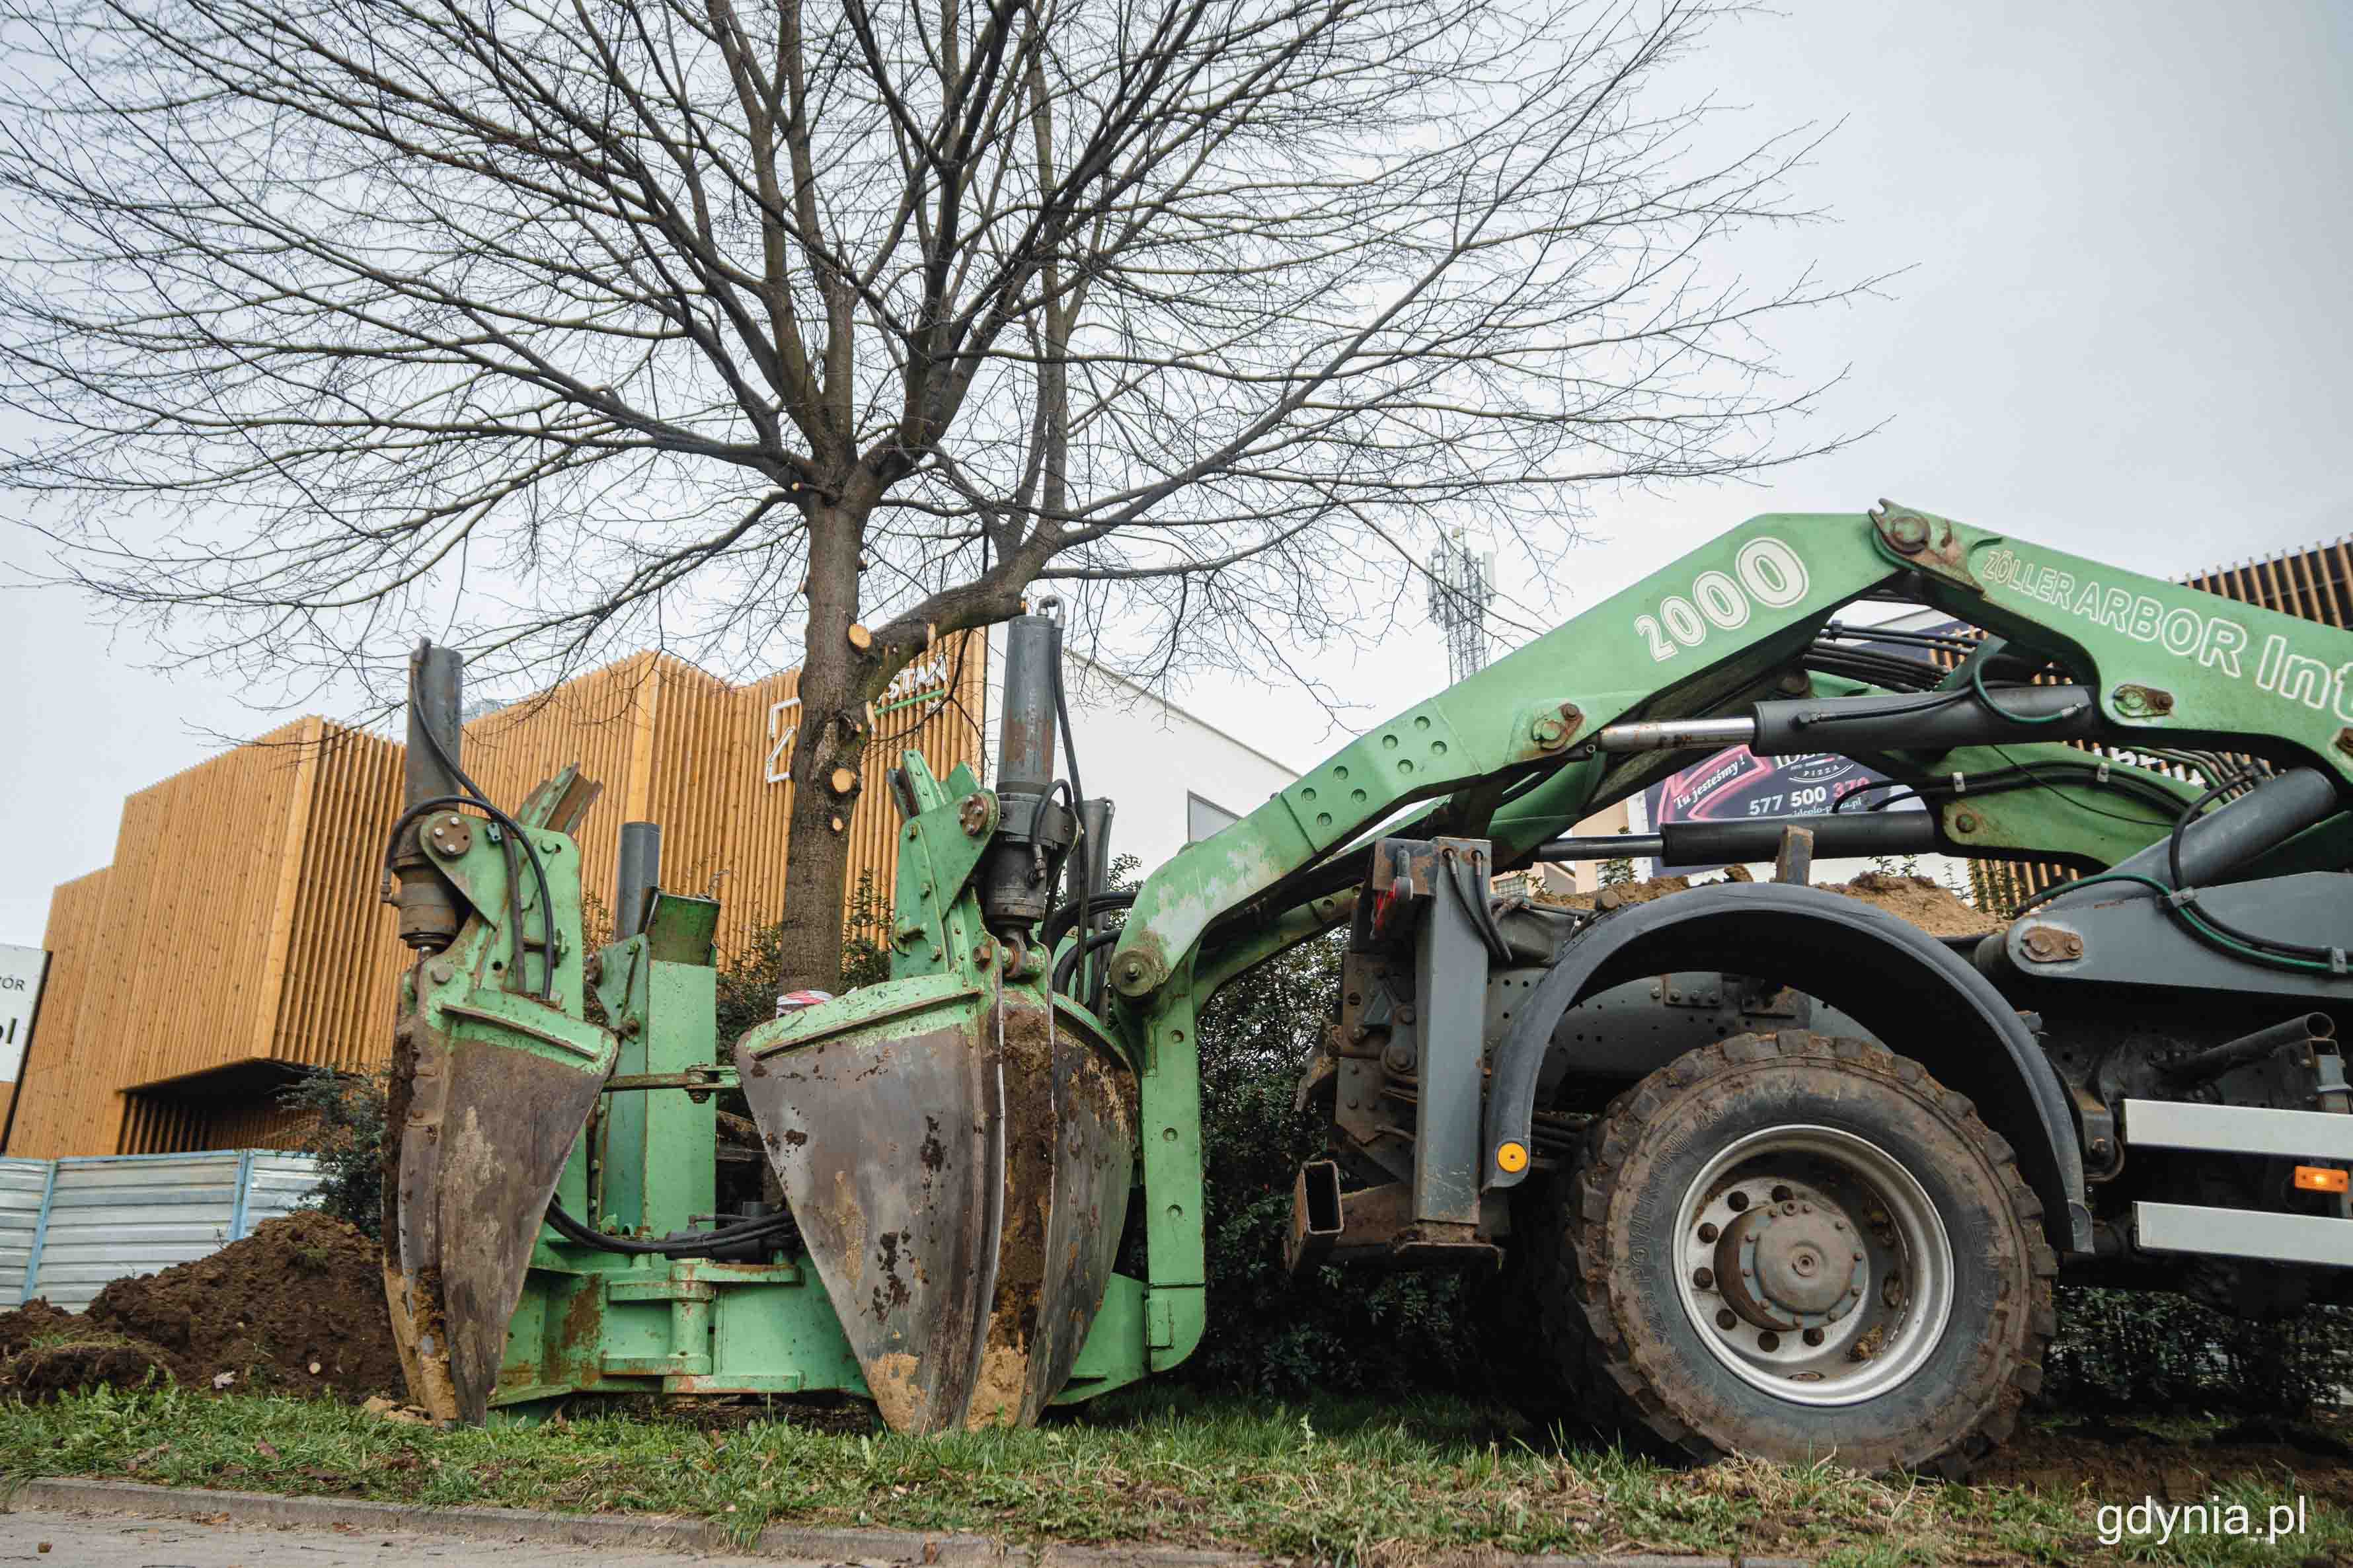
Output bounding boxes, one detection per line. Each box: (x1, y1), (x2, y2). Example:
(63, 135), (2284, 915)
(1717, 1309), (1738, 1331)
(1727, 1191), (1749, 1212)
(1693, 1267), (1715, 1290)
(1697, 1222), (1719, 1243)
(1757, 1331), (1780, 1351)
(1803, 1327), (1825, 1347)
(1771, 1185), (1793, 1203)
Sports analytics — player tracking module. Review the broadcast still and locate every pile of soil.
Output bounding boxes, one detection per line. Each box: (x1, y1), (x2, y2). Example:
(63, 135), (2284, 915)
(0, 1210), (404, 1403)
(3, 1327), (173, 1400)
(1820, 870), (1999, 938)
(1541, 868), (1730, 911)
(0, 1297), (171, 1400)
(0, 1296), (79, 1360)
(1541, 866), (1997, 938)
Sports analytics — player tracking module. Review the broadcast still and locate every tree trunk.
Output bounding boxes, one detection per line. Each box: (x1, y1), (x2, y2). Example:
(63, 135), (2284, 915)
(774, 505), (874, 990)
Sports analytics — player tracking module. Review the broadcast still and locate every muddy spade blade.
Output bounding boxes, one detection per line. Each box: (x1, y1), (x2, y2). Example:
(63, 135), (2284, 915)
(383, 989), (615, 1424)
(736, 980), (1135, 1432)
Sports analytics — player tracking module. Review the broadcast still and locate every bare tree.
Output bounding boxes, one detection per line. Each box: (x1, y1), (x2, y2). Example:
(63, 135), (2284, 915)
(0, 0), (1864, 983)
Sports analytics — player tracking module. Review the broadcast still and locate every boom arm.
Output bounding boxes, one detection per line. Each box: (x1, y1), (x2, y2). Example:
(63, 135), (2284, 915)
(1112, 502), (2353, 1002)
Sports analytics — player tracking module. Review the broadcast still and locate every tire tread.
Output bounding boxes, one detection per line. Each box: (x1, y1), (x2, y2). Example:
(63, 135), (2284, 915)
(1535, 1031), (2054, 1478)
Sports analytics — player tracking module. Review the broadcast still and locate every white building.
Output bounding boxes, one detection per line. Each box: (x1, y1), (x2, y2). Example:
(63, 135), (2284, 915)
(977, 629), (1302, 882)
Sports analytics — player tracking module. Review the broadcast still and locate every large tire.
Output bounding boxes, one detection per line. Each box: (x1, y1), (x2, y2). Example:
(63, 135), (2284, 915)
(1488, 1167), (1591, 1426)
(1538, 1031), (2056, 1477)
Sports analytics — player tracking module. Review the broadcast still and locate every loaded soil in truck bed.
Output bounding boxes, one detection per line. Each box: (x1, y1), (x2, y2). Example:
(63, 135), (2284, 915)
(1548, 866), (1998, 938)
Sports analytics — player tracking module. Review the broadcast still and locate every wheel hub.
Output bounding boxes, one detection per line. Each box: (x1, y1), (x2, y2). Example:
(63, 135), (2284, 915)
(1676, 1125), (1954, 1409)
(1716, 1201), (1867, 1328)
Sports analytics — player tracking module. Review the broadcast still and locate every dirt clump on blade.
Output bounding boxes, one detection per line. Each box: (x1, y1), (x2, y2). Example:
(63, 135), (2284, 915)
(0, 1209), (403, 1403)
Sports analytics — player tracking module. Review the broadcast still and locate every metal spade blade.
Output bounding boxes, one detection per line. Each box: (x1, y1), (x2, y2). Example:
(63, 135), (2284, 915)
(383, 993), (615, 1424)
(736, 979), (1135, 1432)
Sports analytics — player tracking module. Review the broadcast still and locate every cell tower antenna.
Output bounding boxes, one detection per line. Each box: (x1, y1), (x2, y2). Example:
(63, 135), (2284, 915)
(1426, 527), (1495, 683)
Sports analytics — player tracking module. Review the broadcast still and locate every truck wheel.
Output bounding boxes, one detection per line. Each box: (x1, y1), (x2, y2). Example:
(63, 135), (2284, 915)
(1541, 1031), (2054, 1476)
(1489, 1168), (1590, 1421)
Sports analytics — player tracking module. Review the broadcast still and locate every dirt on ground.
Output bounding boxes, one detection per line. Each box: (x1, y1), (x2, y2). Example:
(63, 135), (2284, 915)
(0, 1210), (405, 1403)
(0, 1297), (174, 1400)
(1977, 1415), (2353, 1512)
(1542, 865), (1997, 938)
(0, 1296), (79, 1361)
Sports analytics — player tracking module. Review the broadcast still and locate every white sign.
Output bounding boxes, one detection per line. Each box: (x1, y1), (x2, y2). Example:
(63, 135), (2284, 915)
(880, 653), (953, 706)
(0, 944), (48, 1081)
(762, 655), (957, 787)
(764, 696), (800, 785)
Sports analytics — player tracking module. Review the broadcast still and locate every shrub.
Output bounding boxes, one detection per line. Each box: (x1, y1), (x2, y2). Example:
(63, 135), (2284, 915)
(1182, 931), (1490, 1396)
(278, 1064), (389, 1240)
(2046, 1285), (2353, 1416)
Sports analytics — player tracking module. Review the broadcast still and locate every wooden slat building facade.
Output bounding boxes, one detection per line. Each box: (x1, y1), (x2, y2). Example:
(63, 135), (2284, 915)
(9, 641), (985, 1158)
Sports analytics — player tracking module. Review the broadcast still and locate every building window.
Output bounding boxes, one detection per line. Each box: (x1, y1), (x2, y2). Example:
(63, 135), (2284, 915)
(1186, 792), (1239, 843)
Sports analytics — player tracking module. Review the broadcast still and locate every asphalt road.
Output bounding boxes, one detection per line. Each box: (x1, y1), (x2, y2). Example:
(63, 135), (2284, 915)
(0, 1511), (837, 1568)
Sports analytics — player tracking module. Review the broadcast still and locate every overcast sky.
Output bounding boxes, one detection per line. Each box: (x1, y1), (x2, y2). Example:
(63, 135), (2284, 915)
(4, 0), (2350, 946)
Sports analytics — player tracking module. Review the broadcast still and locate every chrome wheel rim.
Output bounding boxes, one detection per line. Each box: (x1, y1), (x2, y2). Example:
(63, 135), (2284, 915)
(1673, 1124), (1954, 1407)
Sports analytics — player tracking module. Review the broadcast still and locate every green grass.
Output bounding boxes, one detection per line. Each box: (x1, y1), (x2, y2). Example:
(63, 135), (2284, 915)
(1, 1387), (2345, 1567)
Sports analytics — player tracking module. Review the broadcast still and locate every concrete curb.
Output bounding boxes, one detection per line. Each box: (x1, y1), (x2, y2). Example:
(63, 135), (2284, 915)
(5, 1476), (1808, 1567)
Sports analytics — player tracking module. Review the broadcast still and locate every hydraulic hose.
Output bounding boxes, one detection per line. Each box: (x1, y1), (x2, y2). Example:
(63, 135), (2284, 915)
(1044, 887), (1139, 952)
(1049, 624), (1093, 998)
(2016, 767), (2346, 973)
(395, 702), (560, 1001)
(2165, 772), (2346, 967)
(1445, 845), (1514, 964)
(543, 1199), (798, 1257)
(1053, 927), (1123, 997)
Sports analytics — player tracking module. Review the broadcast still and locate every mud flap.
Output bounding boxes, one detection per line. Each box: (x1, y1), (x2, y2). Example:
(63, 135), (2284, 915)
(384, 983), (617, 1425)
(736, 981), (1136, 1432)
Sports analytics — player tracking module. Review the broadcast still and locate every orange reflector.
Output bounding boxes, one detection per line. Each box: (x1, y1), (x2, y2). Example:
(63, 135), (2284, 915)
(2294, 1165), (2348, 1193)
(1496, 1141), (1529, 1174)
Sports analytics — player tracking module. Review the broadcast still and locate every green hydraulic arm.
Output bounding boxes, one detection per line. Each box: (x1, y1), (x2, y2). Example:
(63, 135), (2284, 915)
(1114, 504), (2353, 1001)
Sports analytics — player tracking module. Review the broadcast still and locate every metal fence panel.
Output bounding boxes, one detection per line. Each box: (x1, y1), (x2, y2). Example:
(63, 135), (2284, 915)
(0, 1150), (321, 1310)
(239, 1154), (325, 1239)
(0, 1158), (51, 1310)
(32, 1152), (245, 1311)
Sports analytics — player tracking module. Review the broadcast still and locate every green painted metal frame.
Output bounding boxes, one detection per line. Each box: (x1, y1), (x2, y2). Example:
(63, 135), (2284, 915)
(1124, 504), (2353, 999)
(412, 817), (871, 1414)
(1101, 502), (2353, 1372)
(430, 501), (2353, 1416)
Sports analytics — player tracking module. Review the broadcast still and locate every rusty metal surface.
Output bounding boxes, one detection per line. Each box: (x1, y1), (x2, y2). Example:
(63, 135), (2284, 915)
(736, 988), (1134, 1433)
(387, 1007), (613, 1424)
(514, 766), (603, 835)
